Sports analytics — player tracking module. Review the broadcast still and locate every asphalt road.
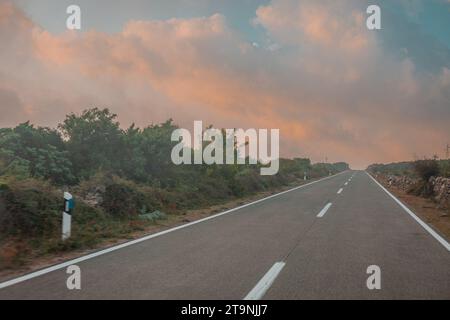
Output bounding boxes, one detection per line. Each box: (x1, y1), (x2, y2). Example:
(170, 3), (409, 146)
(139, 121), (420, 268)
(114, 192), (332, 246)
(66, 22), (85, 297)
(0, 171), (449, 299)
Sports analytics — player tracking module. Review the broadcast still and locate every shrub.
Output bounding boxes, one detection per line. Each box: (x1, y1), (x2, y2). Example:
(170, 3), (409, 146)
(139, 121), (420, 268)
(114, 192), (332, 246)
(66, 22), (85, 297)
(102, 182), (141, 217)
(0, 179), (60, 237)
(101, 178), (171, 217)
(409, 159), (439, 197)
(439, 160), (450, 178)
(413, 159), (439, 182)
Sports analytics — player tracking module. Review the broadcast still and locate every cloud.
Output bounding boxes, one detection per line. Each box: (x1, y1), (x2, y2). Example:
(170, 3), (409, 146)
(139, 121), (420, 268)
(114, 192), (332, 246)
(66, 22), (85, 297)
(255, 0), (370, 52)
(0, 0), (449, 168)
(0, 87), (28, 127)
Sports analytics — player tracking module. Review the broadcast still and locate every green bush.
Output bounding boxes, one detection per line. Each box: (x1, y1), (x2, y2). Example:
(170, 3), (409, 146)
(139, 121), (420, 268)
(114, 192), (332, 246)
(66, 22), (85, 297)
(439, 160), (450, 178)
(102, 182), (142, 217)
(101, 177), (173, 217)
(0, 179), (60, 237)
(413, 159), (439, 182)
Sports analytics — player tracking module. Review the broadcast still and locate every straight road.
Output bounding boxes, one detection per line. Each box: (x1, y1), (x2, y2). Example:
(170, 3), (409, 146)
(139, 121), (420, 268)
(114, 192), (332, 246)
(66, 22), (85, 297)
(0, 171), (449, 299)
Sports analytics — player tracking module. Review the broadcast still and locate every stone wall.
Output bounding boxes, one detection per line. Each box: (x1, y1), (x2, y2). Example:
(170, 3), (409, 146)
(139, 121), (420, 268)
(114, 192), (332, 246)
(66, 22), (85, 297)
(385, 175), (418, 191)
(379, 174), (450, 210)
(429, 176), (450, 209)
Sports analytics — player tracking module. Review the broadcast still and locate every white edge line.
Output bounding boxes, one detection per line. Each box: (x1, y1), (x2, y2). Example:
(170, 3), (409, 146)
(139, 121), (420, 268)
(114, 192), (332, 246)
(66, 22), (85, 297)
(337, 188), (343, 194)
(0, 171), (348, 290)
(244, 262), (286, 300)
(366, 171), (450, 252)
(317, 202), (333, 218)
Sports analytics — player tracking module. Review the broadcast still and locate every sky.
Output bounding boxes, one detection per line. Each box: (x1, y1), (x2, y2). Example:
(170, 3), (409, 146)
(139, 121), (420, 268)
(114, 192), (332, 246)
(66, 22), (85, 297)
(1, 0), (449, 168)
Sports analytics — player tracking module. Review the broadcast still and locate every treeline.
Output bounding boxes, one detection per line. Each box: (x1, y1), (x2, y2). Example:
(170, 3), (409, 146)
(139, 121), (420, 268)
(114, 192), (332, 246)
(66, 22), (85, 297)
(367, 159), (450, 179)
(0, 108), (349, 190)
(0, 108), (349, 268)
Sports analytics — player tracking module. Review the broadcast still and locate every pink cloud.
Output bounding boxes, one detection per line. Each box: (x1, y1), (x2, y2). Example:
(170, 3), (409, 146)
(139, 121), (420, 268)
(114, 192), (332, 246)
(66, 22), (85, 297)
(255, 0), (371, 53)
(0, 1), (449, 168)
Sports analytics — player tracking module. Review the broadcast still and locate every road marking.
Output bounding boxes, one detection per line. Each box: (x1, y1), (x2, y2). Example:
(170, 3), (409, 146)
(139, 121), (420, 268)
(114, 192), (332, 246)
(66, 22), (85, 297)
(344, 182), (348, 186)
(0, 171), (348, 290)
(317, 202), (333, 218)
(366, 172), (450, 252)
(337, 188), (343, 194)
(244, 262), (285, 300)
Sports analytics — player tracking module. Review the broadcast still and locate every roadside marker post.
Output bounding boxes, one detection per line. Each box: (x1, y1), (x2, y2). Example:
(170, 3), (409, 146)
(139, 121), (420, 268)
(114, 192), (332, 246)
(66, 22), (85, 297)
(62, 192), (75, 241)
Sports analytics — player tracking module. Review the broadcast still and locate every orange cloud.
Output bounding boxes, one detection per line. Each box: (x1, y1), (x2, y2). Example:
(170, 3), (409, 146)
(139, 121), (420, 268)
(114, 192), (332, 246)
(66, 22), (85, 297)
(255, 0), (371, 53)
(0, 1), (449, 169)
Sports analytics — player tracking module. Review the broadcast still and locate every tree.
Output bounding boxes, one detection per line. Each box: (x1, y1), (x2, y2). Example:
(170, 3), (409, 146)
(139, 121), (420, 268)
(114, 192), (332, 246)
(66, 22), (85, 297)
(0, 123), (74, 184)
(58, 108), (124, 179)
(139, 120), (180, 186)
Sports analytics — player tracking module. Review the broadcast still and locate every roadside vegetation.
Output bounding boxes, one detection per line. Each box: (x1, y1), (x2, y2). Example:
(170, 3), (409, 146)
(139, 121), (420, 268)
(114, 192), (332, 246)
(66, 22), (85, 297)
(368, 158), (450, 211)
(368, 158), (450, 240)
(367, 159), (450, 180)
(368, 159), (450, 194)
(0, 108), (349, 270)
(368, 158), (450, 195)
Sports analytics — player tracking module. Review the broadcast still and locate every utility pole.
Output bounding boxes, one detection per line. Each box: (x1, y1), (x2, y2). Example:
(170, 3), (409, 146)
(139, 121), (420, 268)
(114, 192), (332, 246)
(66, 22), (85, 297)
(446, 144), (450, 160)
(325, 156), (331, 175)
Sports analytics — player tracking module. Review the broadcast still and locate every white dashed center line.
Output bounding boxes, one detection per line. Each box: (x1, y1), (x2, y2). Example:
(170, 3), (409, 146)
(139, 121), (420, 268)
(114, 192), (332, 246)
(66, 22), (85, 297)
(317, 202), (333, 218)
(244, 262), (286, 300)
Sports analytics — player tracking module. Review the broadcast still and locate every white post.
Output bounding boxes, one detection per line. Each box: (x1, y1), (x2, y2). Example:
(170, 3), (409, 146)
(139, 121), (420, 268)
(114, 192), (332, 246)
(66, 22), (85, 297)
(62, 192), (73, 241)
(304, 172), (307, 180)
(62, 212), (71, 240)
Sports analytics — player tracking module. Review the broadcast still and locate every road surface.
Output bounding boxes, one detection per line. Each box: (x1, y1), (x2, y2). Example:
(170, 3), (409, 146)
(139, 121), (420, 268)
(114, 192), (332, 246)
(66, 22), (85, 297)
(0, 171), (449, 299)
